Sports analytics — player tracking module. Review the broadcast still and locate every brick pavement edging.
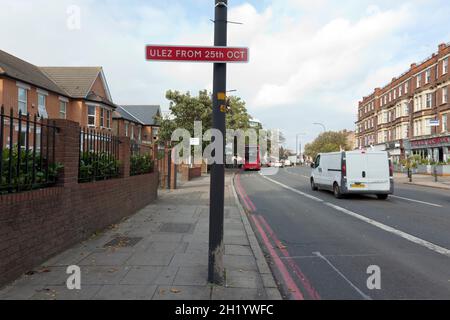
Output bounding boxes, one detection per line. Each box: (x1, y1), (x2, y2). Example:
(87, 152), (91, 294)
(230, 173), (283, 300)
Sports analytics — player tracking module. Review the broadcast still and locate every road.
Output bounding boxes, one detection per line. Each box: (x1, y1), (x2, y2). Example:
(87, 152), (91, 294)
(234, 166), (450, 300)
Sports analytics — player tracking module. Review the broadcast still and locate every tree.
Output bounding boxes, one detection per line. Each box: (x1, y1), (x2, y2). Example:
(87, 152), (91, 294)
(304, 131), (352, 159)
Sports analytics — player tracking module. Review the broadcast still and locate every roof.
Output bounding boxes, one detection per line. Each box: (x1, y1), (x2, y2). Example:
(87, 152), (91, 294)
(116, 105), (161, 126)
(0, 50), (68, 96)
(40, 66), (115, 107)
(113, 106), (143, 125)
(39, 66), (101, 98)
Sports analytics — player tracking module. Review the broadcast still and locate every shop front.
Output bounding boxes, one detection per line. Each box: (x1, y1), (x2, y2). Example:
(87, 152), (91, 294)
(409, 135), (450, 163)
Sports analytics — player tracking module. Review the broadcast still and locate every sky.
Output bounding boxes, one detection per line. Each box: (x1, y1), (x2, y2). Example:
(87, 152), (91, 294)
(1, 0), (450, 151)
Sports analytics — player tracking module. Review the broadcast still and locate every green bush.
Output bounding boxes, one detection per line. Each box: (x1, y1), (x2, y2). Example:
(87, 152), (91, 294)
(1, 147), (63, 193)
(130, 154), (154, 176)
(79, 151), (120, 182)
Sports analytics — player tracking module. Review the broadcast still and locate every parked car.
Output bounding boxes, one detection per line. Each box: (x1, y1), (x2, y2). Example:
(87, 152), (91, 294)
(310, 150), (394, 199)
(273, 161), (285, 168)
(284, 159), (292, 167)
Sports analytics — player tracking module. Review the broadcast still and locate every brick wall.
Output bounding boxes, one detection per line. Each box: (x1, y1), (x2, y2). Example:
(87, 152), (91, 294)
(0, 119), (159, 288)
(181, 165), (202, 181)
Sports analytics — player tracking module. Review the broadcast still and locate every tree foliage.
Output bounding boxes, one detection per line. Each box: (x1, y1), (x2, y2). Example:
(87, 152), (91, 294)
(304, 131), (352, 159)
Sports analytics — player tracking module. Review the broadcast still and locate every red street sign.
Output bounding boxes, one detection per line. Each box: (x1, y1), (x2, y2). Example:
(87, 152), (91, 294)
(146, 45), (249, 63)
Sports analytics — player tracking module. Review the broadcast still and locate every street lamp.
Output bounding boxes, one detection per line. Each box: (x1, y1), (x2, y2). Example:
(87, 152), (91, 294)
(296, 133), (306, 160)
(313, 123), (327, 133)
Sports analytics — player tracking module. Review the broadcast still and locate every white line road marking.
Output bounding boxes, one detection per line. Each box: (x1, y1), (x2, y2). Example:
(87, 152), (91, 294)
(390, 195), (442, 208)
(313, 252), (372, 300)
(260, 174), (450, 258)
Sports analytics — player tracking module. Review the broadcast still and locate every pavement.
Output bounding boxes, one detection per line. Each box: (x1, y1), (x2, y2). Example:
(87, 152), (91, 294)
(235, 166), (450, 300)
(0, 172), (282, 300)
(394, 172), (450, 190)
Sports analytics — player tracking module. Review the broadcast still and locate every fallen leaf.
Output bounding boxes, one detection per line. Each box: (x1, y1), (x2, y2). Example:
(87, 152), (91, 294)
(170, 288), (181, 294)
(39, 268), (51, 273)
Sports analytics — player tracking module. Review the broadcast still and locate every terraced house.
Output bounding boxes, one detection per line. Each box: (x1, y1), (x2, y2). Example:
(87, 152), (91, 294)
(356, 43), (450, 163)
(0, 49), (117, 147)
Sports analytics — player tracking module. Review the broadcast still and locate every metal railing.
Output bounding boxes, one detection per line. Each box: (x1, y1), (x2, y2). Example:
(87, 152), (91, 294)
(79, 128), (120, 183)
(0, 106), (59, 194)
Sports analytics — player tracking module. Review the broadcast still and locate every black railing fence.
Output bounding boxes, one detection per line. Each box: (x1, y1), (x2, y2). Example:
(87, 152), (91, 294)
(0, 106), (59, 194)
(79, 128), (120, 183)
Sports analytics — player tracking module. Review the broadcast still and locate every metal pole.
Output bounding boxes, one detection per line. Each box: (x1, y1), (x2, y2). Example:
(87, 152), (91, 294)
(209, 0), (227, 285)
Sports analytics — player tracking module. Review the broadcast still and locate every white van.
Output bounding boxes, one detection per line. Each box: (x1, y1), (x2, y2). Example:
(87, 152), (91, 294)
(310, 150), (394, 199)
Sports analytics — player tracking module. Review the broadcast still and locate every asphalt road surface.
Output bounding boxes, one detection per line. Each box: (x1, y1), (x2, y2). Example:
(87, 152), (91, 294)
(234, 166), (450, 300)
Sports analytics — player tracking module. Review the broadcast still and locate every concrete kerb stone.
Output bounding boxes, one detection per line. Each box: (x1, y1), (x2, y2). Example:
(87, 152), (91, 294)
(229, 173), (283, 300)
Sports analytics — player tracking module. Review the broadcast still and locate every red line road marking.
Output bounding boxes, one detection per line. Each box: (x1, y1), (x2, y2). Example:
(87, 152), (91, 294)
(257, 215), (321, 300)
(251, 215), (304, 300)
(236, 173), (256, 211)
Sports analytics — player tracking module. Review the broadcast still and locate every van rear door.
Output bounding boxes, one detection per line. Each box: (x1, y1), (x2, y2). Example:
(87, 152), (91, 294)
(365, 152), (390, 192)
(346, 152), (369, 191)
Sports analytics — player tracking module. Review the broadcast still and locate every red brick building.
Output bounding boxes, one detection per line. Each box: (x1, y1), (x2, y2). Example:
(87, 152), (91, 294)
(0, 50), (116, 147)
(356, 43), (450, 163)
(113, 105), (161, 145)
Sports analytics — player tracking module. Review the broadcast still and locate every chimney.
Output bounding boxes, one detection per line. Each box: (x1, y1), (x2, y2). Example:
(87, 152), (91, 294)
(438, 43), (447, 52)
(410, 63), (417, 69)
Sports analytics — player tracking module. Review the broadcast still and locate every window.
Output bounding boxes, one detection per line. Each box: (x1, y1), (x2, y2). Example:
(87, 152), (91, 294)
(384, 95), (387, 104)
(59, 101), (67, 119)
(399, 86), (403, 96)
(131, 124), (135, 140)
(18, 87), (27, 114)
(88, 105), (96, 127)
(106, 110), (111, 128)
(425, 69), (431, 84)
(417, 74), (422, 88)
(38, 94), (48, 118)
(424, 119), (432, 135)
(426, 93), (432, 108)
(444, 58), (448, 74)
(100, 108), (104, 127)
(443, 87), (448, 104)
(314, 155), (321, 168)
(389, 92), (392, 102)
(405, 81), (409, 93)
(125, 122), (129, 137)
(442, 114), (448, 133)
(394, 89), (397, 100)
(138, 126), (142, 141)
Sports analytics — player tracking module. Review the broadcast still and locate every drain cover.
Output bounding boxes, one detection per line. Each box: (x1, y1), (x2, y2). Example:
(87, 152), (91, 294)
(104, 237), (142, 248)
(159, 223), (193, 233)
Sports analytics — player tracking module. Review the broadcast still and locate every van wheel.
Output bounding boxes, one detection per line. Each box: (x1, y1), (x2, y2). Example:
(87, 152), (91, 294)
(377, 194), (389, 200)
(333, 183), (343, 199)
(311, 179), (318, 191)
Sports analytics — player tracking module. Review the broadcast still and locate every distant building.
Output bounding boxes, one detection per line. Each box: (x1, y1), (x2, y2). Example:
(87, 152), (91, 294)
(113, 105), (161, 145)
(356, 43), (450, 163)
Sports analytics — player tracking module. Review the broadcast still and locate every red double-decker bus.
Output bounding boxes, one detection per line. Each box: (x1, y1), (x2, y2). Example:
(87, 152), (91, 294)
(243, 145), (261, 171)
